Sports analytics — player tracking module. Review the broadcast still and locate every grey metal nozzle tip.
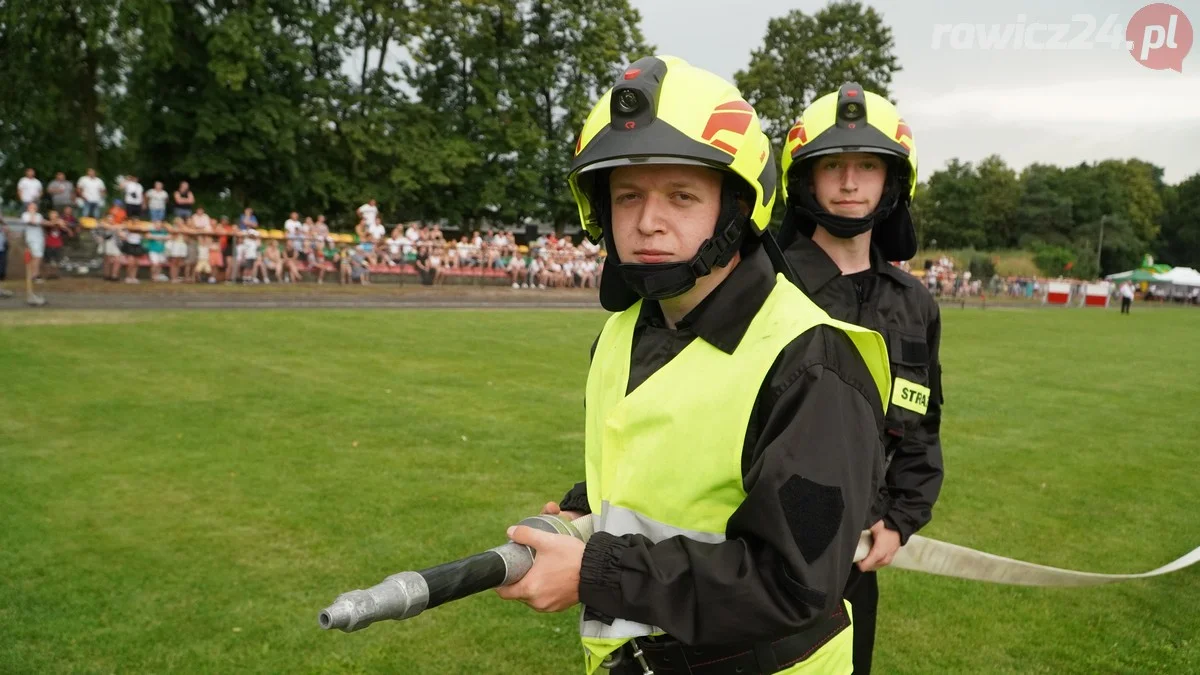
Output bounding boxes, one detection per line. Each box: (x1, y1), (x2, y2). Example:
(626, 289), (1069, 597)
(318, 599), (353, 631)
(317, 573), (429, 633)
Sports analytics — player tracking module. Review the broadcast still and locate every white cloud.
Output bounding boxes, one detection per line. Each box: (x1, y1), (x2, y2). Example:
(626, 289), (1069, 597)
(903, 78), (1200, 126)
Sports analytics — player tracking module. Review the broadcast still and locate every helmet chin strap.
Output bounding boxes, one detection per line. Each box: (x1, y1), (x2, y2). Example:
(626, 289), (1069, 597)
(614, 178), (747, 301)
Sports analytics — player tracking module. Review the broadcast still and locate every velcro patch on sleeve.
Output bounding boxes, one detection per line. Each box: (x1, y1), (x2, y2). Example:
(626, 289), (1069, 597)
(900, 338), (929, 364)
(891, 377), (930, 415)
(779, 475), (844, 564)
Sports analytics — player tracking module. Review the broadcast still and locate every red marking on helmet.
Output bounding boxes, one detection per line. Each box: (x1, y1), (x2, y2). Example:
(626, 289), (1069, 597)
(787, 122), (807, 145)
(623, 68), (641, 80)
(759, 150), (766, 163)
(624, 121), (636, 130)
(711, 139), (738, 154)
(895, 119), (913, 147)
(703, 112), (752, 139)
(715, 100), (754, 112)
(702, 101), (756, 154)
(575, 134), (583, 155)
(701, 105), (752, 155)
(847, 90), (858, 97)
(848, 122), (856, 129)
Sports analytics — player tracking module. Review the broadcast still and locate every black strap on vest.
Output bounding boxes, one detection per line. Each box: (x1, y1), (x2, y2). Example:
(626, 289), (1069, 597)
(752, 642), (780, 672)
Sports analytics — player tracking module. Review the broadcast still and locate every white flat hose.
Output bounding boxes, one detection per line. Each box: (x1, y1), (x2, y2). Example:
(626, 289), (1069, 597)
(885, 534), (1200, 587)
(576, 516), (1200, 587)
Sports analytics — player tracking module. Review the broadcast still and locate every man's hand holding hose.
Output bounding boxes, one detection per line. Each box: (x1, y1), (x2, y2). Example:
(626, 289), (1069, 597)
(493, 501), (587, 613)
(857, 519), (902, 572)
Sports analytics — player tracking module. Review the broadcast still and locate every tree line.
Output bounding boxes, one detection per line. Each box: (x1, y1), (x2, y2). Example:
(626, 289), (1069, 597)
(911, 157), (1200, 277)
(2, 1), (1196, 273)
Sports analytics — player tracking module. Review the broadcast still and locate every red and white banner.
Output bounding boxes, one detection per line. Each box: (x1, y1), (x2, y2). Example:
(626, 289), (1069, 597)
(1045, 281), (1072, 305)
(1084, 282), (1111, 307)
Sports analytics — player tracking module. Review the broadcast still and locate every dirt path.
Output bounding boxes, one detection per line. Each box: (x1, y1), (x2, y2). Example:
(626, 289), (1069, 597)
(0, 278), (603, 310)
(0, 276), (1091, 312)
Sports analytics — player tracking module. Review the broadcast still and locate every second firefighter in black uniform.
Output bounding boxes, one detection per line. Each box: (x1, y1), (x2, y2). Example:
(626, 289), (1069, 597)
(778, 83), (946, 674)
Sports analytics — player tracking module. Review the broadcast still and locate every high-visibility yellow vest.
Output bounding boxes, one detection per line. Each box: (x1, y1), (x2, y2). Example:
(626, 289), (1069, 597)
(580, 273), (890, 674)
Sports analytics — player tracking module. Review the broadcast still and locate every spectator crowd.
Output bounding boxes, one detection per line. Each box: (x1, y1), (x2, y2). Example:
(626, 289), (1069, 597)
(14, 167), (1188, 309)
(3, 168), (606, 304)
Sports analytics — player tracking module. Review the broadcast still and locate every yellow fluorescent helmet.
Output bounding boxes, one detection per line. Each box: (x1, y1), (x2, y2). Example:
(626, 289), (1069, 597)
(567, 55), (777, 241)
(781, 83), (918, 202)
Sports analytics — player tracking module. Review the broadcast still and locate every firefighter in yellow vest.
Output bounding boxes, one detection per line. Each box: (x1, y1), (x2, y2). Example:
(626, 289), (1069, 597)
(495, 56), (892, 675)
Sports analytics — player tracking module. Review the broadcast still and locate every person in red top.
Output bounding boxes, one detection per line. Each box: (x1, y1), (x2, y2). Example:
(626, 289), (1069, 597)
(43, 210), (69, 280)
(108, 202), (127, 225)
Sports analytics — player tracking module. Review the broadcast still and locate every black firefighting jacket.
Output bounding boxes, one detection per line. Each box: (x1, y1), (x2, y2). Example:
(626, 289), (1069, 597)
(783, 235), (945, 543)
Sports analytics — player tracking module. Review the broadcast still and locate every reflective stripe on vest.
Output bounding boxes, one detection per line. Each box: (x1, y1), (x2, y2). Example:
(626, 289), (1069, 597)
(579, 274), (889, 674)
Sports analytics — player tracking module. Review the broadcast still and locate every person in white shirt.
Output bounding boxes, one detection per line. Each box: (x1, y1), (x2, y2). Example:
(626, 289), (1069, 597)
(357, 199), (379, 228)
(561, 260), (574, 288)
(76, 169), (106, 218)
(527, 256), (544, 289)
(368, 220), (386, 243)
(508, 251), (527, 288)
(313, 215), (330, 242)
(17, 168), (43, 207)
(20, 203), (47, 305)
(1119, 281), (1135, 314)
(398, 235), (414, 258)
(284, 211), (303, 242)
(145, 181), (169, 223)
(192, 207), (212, 231)
(122, 175), (145, 218)
(238, 233), (261, 283)
(386, 234), (404, 265)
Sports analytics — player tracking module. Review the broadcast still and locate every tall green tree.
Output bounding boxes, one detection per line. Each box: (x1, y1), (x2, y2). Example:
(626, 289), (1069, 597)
(734, 1), (900, 142)
(121, 0), (447, 225)
(1015, 164), (1074, 246)
(402, 0), (648, 229)
(1156, 173), (1200, 267)
(1054, 160), (1164, 275)
(0, 0), (164, 193)
(402, 0), (543, 226)
(121, 0), (342, 222)
(919, 159), (983, 249)
(974, 155), (1022, 249)
(518, 0), (651, 230)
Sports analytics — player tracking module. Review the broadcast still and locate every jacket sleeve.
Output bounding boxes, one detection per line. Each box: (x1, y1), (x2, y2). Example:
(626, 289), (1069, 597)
(560, 482), (591, 515)
(578, 332), (884, 645)
(882, 303), (945, 543)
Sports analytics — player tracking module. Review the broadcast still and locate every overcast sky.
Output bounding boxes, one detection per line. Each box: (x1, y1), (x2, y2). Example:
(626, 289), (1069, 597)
(631, 0), (1199, 184)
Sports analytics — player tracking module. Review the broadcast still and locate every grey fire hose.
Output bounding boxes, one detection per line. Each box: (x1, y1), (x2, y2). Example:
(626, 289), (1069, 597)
(318, 513), (594, 632)
(319, 515), (1199, 634)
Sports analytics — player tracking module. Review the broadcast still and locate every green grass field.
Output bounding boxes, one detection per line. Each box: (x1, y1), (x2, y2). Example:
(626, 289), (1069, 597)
(2, 305), (1198, 674)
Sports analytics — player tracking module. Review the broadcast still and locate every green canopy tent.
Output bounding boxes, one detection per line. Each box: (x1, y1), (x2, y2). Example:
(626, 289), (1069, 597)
(1105, 268), (1166, 283)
